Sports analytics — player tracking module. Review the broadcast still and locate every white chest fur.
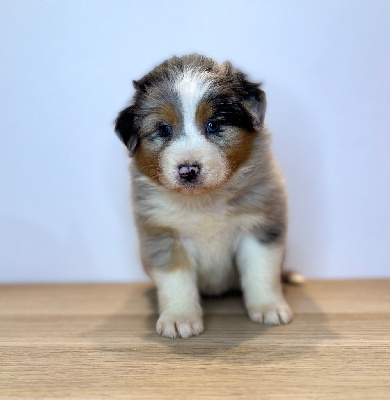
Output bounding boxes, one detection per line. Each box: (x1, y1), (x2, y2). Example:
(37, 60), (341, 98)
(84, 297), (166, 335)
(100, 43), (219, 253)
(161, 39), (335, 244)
(179, 211), (240, 294)
(141, 189), (263, 294)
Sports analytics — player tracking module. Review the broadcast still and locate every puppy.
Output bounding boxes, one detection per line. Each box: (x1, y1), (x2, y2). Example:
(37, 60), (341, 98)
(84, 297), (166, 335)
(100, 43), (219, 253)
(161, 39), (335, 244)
(115, 54), (294, 339)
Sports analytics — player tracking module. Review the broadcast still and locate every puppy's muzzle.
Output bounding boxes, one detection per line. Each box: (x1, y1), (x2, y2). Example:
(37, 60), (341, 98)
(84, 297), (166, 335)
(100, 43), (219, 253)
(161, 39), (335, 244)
(178, 164), (200, 183)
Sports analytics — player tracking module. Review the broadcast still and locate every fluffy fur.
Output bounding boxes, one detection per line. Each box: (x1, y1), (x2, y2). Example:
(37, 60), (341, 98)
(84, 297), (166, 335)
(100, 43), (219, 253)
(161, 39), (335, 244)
(115, 54), (293, 338)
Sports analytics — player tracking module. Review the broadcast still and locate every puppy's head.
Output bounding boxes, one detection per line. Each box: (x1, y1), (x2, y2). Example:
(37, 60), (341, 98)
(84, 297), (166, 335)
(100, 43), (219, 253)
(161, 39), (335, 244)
(115, 54), (266, 195)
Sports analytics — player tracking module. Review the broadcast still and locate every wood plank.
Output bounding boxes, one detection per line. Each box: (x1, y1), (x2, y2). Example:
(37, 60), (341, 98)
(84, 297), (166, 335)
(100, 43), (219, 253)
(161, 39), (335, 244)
(0, 314), (389, 347)
(1, 345), (389, 399)
(0, 280), (389, 399)
(1, 280), (389, 316)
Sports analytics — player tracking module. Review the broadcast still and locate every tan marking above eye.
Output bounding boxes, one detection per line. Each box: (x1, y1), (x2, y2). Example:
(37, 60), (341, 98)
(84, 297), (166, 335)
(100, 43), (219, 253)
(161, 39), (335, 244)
(157, 103), (179, 126)
(195, 100), (214, 125)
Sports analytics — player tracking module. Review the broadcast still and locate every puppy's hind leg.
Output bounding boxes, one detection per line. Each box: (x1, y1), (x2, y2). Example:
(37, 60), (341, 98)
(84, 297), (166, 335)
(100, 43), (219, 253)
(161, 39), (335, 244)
(236, 234), (293, 325)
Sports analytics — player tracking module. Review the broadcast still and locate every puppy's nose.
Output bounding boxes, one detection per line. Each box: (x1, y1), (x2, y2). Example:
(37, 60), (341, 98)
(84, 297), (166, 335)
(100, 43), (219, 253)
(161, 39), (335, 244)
(178, 164), (200, 182)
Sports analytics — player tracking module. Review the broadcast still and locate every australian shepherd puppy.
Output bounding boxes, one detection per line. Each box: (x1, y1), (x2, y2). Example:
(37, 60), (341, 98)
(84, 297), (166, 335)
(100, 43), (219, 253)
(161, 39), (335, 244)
(115, 54), (295, 339)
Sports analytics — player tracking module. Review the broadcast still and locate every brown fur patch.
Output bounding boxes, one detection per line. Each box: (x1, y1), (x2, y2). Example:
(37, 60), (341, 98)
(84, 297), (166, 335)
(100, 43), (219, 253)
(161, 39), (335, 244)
(142, 224), (191, 271)
(157, 103), (179, 126)
(143, 224), (175, 237)
(171, 240), (192, 271)
(225, 129), (255, 172)
(136, 103), (179, 184)
(195, 100), (214, 125)
(134, 144), (162, 185)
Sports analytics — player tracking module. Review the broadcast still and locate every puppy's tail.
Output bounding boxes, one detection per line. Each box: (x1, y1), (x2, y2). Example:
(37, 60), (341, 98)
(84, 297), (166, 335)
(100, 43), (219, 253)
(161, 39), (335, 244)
(282, 270), (305, 285)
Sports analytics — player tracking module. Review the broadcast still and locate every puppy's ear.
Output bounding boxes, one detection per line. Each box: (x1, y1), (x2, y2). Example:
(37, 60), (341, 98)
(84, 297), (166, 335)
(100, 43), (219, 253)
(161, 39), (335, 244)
(222, 62), (267, 131)
(244, 86), (267, 131)
(114, 105), (139, 157)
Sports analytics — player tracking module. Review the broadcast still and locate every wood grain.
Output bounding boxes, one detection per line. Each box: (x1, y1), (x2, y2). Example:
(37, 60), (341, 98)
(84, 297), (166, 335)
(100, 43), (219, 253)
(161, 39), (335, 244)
(1, 280), (389, 399)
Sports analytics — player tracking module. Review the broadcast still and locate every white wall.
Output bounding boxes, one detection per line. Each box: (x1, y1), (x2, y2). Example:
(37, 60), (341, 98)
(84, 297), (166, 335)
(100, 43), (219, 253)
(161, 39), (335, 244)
(1, 0), (389, 283)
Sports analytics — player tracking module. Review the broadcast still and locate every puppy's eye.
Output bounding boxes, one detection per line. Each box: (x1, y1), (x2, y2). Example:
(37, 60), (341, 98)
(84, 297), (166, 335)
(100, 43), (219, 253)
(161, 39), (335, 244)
(206, 120), (220, 134)
(158, 124), (172, 137)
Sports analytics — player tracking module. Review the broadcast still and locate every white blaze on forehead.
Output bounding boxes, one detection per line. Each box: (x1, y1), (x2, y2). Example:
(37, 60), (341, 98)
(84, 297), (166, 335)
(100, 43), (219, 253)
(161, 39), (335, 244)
(174, 70), (211, 133)
(171, 70), (213, 159)
(158, 70), (228, 191)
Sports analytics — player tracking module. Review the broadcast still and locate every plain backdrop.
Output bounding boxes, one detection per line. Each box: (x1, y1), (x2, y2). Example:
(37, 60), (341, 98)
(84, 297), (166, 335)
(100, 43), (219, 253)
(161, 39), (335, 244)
(1, 0), (389, 283)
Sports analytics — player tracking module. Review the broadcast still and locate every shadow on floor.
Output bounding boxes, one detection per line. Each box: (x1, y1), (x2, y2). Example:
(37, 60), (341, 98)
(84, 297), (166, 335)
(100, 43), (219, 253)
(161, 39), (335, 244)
(84, 283), (336, 366)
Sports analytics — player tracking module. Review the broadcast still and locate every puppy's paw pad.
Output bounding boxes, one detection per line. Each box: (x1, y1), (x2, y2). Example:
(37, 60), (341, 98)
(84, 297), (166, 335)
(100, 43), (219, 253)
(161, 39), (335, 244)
(248, 301), (293, 325)
(156, 313), (204, 339)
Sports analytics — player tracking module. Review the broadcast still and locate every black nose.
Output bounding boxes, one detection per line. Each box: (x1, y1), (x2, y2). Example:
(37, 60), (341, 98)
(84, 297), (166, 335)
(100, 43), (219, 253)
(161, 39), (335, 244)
(178, 164), (200, 182)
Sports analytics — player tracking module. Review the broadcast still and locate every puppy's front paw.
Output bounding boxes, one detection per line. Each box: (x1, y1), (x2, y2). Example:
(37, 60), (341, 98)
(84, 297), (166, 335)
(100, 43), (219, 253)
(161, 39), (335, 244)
(248, 300), (293, 325)
(156, 312), (204, 339)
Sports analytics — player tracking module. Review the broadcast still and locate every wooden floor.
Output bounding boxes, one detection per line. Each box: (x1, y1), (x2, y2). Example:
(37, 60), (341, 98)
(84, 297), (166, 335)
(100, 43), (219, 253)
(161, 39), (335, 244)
(0, 280), (389, 399)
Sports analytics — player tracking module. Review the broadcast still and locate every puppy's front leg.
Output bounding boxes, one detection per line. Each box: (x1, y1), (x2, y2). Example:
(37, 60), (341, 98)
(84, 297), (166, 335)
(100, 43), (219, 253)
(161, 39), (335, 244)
(151, 267), (203, 339)
(236, 234), (293, 325)
(140, 227), (203, 338)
